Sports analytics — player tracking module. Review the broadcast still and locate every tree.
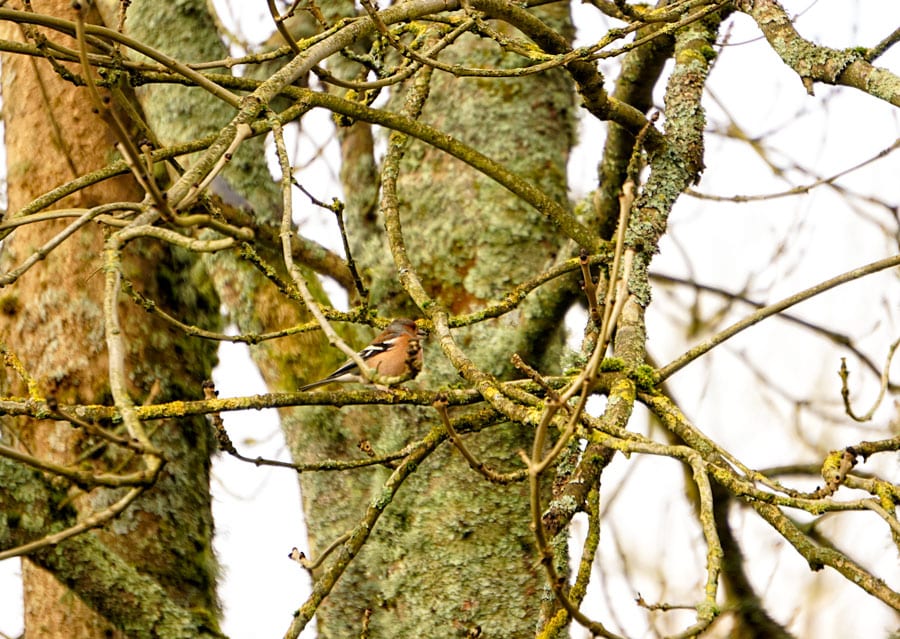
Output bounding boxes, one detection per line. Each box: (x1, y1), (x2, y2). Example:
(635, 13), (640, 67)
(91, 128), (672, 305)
(0, 2), (221, 637)
(0, 1), (898, 638)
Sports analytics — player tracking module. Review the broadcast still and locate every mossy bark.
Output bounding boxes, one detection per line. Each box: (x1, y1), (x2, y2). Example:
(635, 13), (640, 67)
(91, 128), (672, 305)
(297, 6), (579, 637)
(0, 1), (220, 637)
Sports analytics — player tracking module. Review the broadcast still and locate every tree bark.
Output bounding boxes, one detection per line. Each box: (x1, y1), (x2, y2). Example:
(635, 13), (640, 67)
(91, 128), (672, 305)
(0, 2), (220, 636)
(293, 6), (579, 637)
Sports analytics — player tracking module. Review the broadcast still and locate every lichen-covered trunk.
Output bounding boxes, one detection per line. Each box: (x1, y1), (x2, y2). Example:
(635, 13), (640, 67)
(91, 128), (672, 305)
(292, 7), (579, 637)
(0, 2), (220, 636)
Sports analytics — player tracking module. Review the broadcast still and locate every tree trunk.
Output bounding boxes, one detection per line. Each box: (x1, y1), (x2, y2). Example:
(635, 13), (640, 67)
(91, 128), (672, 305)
(294, 6), (579, 637)
(0, 2), (220, 636)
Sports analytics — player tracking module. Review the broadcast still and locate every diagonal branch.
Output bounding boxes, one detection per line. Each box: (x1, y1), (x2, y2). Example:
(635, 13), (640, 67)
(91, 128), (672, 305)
(657, 253), (900, 380)
(738, 0), (900, 106)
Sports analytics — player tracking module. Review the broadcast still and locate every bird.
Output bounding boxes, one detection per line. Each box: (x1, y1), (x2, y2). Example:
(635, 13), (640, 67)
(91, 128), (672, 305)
(298, 318), (426, 391)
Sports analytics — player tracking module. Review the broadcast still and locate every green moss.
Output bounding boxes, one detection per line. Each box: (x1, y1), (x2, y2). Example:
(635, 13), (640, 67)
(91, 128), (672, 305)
(675, 48), (710, 67)
(599, 357), (625, 372)
(698, 43), (717, 62)
(631, 364), (657, 390)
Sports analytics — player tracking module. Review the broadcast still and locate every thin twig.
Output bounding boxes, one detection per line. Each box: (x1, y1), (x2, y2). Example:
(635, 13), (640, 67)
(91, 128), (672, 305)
(294, 181), (369, 302)
(202, 380), (419, 472)
(295, 531), (352, 572)
(73, 6), (173, 220)
(266, 0), (303, 55)
(0, 340), (42, 400)
(650, 271), (891, 386)
(839, 337), (900, 422)
(48, 397), (159, 456)
(435, 400), (526, 484)
(580, 248), (602, 326)
(687, 137), (900, 203)
(0, 203), (142, 287)
(0, 483), (150, 562)
(657, 253), (900, 381)
(103, 234), (158, 454)
(176, 122), (254, 212)
(867, 26), (900, 62)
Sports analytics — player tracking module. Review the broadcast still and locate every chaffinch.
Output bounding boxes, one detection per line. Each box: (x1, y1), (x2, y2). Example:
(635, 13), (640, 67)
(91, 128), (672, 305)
(298, 318), (426, 391)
